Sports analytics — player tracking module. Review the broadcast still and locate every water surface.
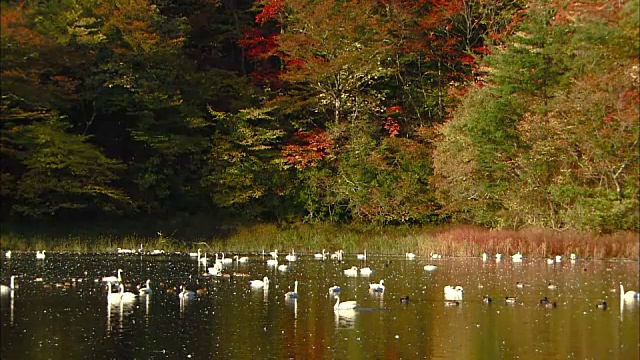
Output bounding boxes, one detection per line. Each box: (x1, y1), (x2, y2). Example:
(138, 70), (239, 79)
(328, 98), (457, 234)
(1, 252), (638, 359)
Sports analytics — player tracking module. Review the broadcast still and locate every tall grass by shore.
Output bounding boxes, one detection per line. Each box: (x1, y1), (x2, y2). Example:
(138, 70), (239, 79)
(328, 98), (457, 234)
(0, 223), (637, 260)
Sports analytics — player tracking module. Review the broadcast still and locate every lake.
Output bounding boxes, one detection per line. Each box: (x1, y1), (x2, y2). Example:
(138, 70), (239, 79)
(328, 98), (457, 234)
(1, 251), (639, 359)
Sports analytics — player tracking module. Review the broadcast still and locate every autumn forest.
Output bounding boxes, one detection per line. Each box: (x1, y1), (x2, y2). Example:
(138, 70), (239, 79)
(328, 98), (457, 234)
(1, 0), (638, 235)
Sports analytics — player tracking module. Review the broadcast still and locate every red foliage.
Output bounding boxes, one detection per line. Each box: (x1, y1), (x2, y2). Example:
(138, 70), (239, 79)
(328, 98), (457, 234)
(239, 28), (279, 59)
(282, 129), (334, 169)
(384, 119), (401, 137)
(256, 0), (285, 24)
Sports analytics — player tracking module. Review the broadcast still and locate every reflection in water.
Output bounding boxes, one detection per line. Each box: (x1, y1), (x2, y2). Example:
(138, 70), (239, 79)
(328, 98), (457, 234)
(334, 309), (357, 329)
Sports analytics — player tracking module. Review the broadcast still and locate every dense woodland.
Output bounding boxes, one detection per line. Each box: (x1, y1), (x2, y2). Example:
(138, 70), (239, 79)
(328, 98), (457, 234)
(1, 0), (638, 233)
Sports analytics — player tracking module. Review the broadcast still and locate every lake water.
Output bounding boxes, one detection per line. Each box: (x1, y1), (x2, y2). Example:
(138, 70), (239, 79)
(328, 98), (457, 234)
(1, 251), (639, 359)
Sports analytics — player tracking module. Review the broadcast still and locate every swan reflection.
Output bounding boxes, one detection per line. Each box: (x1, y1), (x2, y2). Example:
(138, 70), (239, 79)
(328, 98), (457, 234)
(334, 309), (357, 329)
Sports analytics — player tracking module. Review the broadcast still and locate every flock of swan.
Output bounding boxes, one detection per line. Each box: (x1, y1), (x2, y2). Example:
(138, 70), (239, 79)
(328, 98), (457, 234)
(1, 248), (638, 316)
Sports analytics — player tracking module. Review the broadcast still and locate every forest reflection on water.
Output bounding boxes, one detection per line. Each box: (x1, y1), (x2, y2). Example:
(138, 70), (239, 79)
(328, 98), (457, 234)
(0, 251), (638, 359)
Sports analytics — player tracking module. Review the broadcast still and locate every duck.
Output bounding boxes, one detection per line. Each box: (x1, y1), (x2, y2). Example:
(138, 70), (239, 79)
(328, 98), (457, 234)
(139, 279), (152, 295)
(119, 284), (138, 303)
(343, 266), (358, 276)
(620, 283), (639, 302)
(444, 285), (464, 301)
(178, 286), (196, 300)
(328, 285), (341, 295)
(423, 265), (437, 271)
(516, 282), (524, 289)
(543, 300), (557, 308)
(250, 276), (269, 289)
(482, 295), (492, 303)
(400, 295), (410, 304)
(36, 250), (46, 260)
(1, 276), (16, 294)
(102, 269), (123, 284)
(505, 296), (517, 304)
(405, 252), (416, 259)
(359, 267), (373, 276)
(540, 296), (550, 305)
(444, 300), (460, 306)
(369, 279), (385, 292)
(596, 301), (607, 309)
(357, 250), (367, 261)
(334, 295), (357, 310)
(285, 280), (299, 299)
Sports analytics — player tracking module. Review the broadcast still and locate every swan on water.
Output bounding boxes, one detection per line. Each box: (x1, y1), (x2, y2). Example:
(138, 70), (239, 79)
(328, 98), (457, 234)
(424, 265), (437, 271)
(266, 258), (278, 266)
(119, 284), (138, 303)
(189, 249), (201, 257)
(511, 252), (523, 262)
(179, 286), (196, 300)
(555, 255), (562, 262)
(36, 250), (46, 260)
(482, 253), (488, 261)
(106, 283), (122, 303)
(406, 252), (416, 259)
(369, 279), (385, 292)
(234, 255), (249, 263)
(359, 267), (372, 276)
(250, 276), (269, 289)
(102, 269), (123, 284)
(1, 276), (16, 294)
(285, 249), (298, 262)
(343, 266), (358, 276)
(285, 280), (299, 299)
(314, 249), (326, 260)
(356, 250), (367, 261)
(5, 250), (11, 259)
(620, 283), (639, 302)
(334, 295), (357, 310)
(139, 279), (152, 295)
(444, 285), (464, 301)
(221, 253), (234, 264)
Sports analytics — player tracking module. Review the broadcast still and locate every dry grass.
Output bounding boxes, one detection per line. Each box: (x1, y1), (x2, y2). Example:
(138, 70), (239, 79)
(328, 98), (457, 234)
(416, 224), (639, 260)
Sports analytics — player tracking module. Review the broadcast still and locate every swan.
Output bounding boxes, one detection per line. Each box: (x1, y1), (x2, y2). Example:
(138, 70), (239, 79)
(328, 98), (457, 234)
(328, 285), (341, 294)
(221, 253), (234, 264)
(269, 249), (278, 259)
(102, 269), (123, 284)
(189, 249), (201, 257)
(250, 276), (269, 289)
(430, 252), (442, 259)
(620, 283), (639, 302)
(343, 266), (358, 276)
(36, 250), (46, 260)
(1, 276), (16, 294)
(405, 252), (416, 259)
(546, 258), (555, 265)
(570, 253), (577, 260)
(548, 283), (557, 290)
(285, 280), (299, 299)
(516, 282), (524, 289)
(359, 267), (373, 276)
(482, 252), (488, 261)
(369, 279), (385, 292)
(139, 279), (152, 295)
(511, 252), (523, 262)
(119, 284), (138, 303)
(208, 263), (222, 276)
(234, 255), (249, 263)
(555, 255), (562, 262)
(277, 264), (291, 272)
(106, 283), (122, 303)
(198, 252), (208, 265)
(314, 249), (326, 260)
(423, 265), (437, 271)
(334, 295), (357, 310)
(5, 250), (11, 259)
(356, 249), (367, 260)
(505, 296), (517, 304)
(178, 286), (196, 300)
(444, 285), (464, 301)
(285, 249), (298, 262)
(495, 253), (502, 261)
(266, 258), (278, 266)
(330, 250), (344, 260)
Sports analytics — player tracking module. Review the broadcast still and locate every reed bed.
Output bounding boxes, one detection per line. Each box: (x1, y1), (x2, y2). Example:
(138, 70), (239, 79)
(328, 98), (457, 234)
(1, 223), (637, 260)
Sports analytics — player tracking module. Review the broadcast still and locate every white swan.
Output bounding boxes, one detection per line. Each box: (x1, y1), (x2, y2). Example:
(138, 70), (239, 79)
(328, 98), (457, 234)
(102, 269), (123, 284)
(620, 283), (639, 302)
(334, 296), (357, 310)
(234, 255), (249, 263)
(285, 249), (298, 262)
(36, 250), (46, 260)
(250, 276), (269, 289)
(221, 253), (234, 264)
(343, 266), (358, 276)
(406, 252), (416, 259)
(179, 286), (196, 300)
(119, 284), (138, 303)
(495, 253), (502, 261)
(570, 253), (577, 260)
(106, 283), (122, 303)
(356, 249), (367, 260)
(277, 264), (291, 272)
(266, 258), (278, 266)
(189, 249), (201, 257)
(482, 252), (488, 261)
(208, 263), (223, 276)
(423, 265), (437, 271)
(511, 252), (523, 262)
(546, 258), (555, 265)
(269, 249), (278, 259)
(139, 279), (152, 295)
(328, 285), (341, 294)
(285, 280), (299, 299)
(555, 255), (562, 262)
(5, 250), (11, 259)
(198, 252), (208, 265)
(444, 285), (464, 301)
(369, 279), (385, 292)
(314, 249), (326, 260)
(359, 267), (372, 276)
(330, 250), (344, 261)
(1, 276), (16, 294)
